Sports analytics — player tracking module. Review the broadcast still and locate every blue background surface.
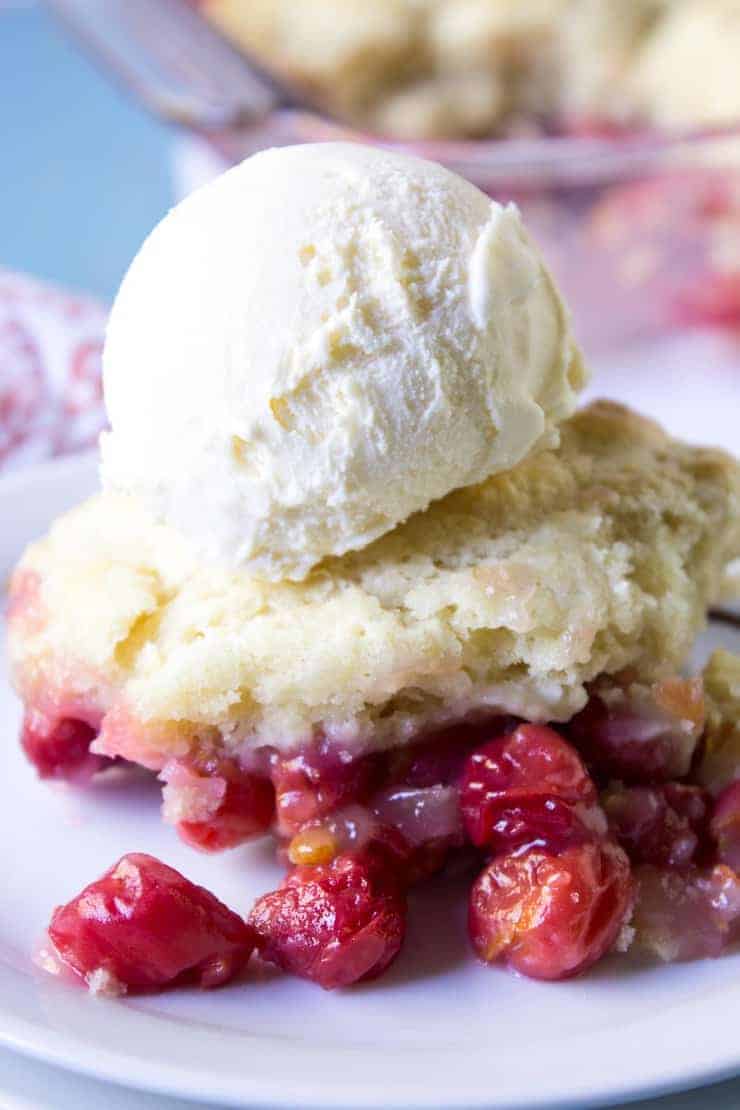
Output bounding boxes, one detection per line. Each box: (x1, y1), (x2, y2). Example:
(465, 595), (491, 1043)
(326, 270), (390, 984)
(0, 2), (173, 300)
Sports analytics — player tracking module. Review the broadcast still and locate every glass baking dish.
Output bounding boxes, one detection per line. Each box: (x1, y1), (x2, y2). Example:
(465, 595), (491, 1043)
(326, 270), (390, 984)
(46, 0), (740, 360)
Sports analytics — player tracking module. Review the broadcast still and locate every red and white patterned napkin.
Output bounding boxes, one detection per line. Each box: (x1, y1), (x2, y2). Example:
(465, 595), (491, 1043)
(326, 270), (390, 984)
(0, 267), (108, 472)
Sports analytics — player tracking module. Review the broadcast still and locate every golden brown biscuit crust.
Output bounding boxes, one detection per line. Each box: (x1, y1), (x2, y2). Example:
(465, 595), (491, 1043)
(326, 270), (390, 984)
(8, 402), (740, 766)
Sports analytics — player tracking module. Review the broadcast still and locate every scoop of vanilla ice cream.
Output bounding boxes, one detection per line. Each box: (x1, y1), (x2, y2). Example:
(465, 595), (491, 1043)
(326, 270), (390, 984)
(101, 142), (586, 581)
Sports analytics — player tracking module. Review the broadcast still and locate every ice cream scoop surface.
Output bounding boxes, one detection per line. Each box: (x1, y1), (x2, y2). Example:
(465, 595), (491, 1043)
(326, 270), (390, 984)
(101, 142), (586, 580)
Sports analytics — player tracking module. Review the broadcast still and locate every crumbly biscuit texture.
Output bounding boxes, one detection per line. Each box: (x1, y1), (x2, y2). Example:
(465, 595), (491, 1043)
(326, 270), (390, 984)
(631, 0), (740, 129)
(9, 403), (740, 765)
(699, 649), (740, 793)
(205, 0), (727, 138)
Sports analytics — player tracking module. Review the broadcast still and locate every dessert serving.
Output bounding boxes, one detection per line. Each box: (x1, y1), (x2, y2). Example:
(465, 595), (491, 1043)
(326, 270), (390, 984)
(7, 143), (740, 996)
(204, 0), (740, 139)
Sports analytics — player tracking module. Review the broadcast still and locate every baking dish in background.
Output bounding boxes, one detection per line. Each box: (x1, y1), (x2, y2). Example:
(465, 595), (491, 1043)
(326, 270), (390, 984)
(45, 0), (740, 364)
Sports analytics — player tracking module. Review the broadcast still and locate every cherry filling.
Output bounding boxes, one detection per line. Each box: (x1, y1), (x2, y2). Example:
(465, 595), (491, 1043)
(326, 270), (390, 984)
(178, 776), (275, 852)
(603, 783), (711, 869)
(28, 669), (740, 993)
(249, 849), (406, 990)
(469, 842), (633, 980)
(21, 710), (104, 781)
(710, 782), (740, 871)
(285, 796), (463, 889)
(631, 864), (740, 961)
(567, 678), (704, 785)
(48, 853), (255, 993)
(270, 747), (384, 837)
(161, 760), (275, 853)
(459, 724), (599, 853)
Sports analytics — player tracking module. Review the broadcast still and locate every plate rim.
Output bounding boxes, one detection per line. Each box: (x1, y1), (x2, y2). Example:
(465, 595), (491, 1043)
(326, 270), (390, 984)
(1, 974), (740, 1110)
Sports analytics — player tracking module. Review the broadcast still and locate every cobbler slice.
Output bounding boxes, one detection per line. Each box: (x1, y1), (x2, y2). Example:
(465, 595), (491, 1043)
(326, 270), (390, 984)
(9, 401), (740, 986)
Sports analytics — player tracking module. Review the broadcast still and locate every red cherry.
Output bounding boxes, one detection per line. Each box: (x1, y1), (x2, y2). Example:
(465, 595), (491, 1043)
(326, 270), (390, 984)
(249, 850), (406, 989)
(49, 853), (255, 993)
(177, 775), (275, 852)
(460, 724), (597, 853)
(394, 717), (517, 789)
(21, 710), (103, 781)
(469, 841), (633, 980)
(271, 748), (383, 837)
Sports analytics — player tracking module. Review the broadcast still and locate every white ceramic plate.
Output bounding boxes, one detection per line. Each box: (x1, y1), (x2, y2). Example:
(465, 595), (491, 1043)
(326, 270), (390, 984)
(1, 443), (740, 1110)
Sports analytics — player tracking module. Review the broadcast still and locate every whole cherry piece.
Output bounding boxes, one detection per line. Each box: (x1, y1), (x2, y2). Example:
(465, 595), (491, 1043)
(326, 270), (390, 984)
(49, 853), (255, 993)
(249, 849), (406, 989)
(460, 724), (598, 854)
(468, 841), (633, 980)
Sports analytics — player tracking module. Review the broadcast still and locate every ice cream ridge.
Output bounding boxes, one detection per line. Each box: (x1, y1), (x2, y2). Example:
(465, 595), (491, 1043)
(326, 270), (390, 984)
(101, 142), (586, 581)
